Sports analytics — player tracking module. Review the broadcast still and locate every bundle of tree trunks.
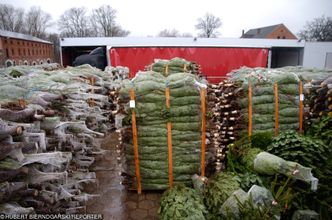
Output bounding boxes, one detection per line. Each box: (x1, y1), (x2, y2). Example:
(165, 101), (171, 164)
(0, 64), (128, 214)
(207, 66), (332, 172)
(304, 75), (332, 126)
(206, 81), (243, 173)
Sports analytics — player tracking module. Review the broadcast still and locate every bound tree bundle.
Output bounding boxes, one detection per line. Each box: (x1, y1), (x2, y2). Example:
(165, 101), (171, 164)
(118, 70), (206, 190)
(0, 64), (128, 214)
(304, 75), (332, 127)
(227, 67), (301, 134)
(207, 66), (332, 174)
(206, 81), (243, 173)
(145, 57), (202, 77)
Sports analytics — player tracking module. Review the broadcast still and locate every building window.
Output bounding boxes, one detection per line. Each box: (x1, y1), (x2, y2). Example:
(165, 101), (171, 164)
(40, 61), (43, 64)
(47, 59), (51, 64)
(4, 39), (7, 43)
(24, 60), (28, 65)
(6, 48), (9, 56)
(277, 36), (280, 39)
(32, 61), (36, 66)
(282, 36), (286, 39)
(12, 48), (15, 55)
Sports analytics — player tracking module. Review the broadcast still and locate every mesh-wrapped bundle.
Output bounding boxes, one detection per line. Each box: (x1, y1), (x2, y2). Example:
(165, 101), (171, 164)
(0, 64), (128, 213)
(119, 71), (206, 190)
(227, 67), (301, 134)
(145, 57), (202, 77)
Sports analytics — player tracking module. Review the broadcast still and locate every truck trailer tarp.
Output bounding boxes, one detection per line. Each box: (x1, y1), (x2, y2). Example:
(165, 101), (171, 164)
(110, 47), (268, 83)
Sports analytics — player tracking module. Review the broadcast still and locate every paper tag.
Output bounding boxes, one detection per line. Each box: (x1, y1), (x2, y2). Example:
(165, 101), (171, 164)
(129, 100), (135, 108)
(300, 94), (304, 101)
(311, 177), (318, 191)
(194, 80), (207, 89)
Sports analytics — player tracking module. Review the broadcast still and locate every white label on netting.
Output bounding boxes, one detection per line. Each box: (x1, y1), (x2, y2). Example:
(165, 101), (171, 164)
(311, 177), (318, 191)
(300, 94), (304, 101)
(129, 100), (135, 108)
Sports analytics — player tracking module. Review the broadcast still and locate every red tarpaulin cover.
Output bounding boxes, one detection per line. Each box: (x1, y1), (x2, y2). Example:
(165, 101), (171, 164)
(110, 47), (268, 83)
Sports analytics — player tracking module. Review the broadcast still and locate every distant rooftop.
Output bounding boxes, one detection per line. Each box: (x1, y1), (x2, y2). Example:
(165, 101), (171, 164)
(0, 29), (52, 44)
(242, 24), (281, 38)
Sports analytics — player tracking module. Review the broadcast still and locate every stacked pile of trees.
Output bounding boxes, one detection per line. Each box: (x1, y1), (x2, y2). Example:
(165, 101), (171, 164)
(0, 64), (128, 214)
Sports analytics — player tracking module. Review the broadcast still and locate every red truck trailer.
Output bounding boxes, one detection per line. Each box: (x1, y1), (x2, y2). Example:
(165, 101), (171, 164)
(110, 46), (268, 83)
(60, 37), (304, 84)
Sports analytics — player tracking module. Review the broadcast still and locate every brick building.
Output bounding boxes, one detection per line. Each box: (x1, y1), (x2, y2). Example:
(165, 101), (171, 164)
(241, 23), (297, 40)
(0, 30), (54, 67)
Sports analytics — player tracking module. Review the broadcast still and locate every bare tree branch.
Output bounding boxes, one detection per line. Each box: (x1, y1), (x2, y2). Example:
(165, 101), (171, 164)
(157, 29), (193, 37)
(298, 15), (332, 41)
(91, 5), (116, 37)
(195, 13), (222, 38)
(181, 32), (193, 38)
(157, 29), (180, 37)
(25, 7), (53, 39)
(58, 7), (92, 37)
(0, 4), (25, 33)
(109, 25), (130, 37)
(91, 5), (129, 37)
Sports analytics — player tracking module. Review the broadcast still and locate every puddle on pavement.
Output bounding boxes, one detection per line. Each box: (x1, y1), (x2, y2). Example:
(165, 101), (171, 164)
(86, 133), (162, 220)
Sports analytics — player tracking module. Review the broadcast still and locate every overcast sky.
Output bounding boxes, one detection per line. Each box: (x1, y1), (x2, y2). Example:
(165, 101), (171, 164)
(2, 0), (332, 37)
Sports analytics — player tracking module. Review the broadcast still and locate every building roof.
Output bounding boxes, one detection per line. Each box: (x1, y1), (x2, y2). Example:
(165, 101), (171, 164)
(60, 37), (305, 49)
(0, 29), (52, 44)
(242, 24), (281, 38)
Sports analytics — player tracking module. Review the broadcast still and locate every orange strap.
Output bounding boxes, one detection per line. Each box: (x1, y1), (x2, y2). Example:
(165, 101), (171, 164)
(299, 82), (304, 133)
(165, 65), (169, 76)
(248, 82), (252, 137)
(274, 83), (279, 136)
(130, 88), (142, 194)
(200, 88), (206, 177)
(165, 87), (173, 187)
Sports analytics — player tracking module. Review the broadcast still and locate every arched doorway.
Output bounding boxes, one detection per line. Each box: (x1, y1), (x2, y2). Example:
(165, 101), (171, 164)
(5, 60), (13, 67)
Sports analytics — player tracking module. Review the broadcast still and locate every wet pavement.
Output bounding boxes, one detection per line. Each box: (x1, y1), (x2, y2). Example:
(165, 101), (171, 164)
(86, 133), (162, 220)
